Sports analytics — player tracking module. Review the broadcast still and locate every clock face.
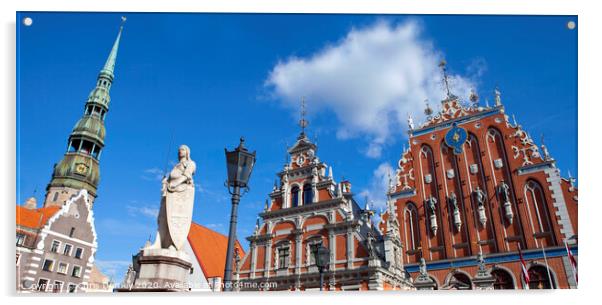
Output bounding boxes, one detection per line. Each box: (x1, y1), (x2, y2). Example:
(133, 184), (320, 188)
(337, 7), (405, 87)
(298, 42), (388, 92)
(75, 163), (88, 175)
(296, 155), (305, 166)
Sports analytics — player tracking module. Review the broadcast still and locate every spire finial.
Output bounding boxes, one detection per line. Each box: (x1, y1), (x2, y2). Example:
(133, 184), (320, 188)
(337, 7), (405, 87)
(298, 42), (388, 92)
(299, 96), (309, 135)
(100, 17), (126, 78)
(424, 99), (433, 116)
(494, 86), (502, 106)
(469, 89), (479, 107)
(439, 59), (452, 99)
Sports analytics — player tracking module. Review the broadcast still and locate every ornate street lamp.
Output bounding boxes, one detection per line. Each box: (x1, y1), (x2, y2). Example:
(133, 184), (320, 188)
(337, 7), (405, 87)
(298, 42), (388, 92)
(223, 137), (256, 291)
(315, 245), (330, 291)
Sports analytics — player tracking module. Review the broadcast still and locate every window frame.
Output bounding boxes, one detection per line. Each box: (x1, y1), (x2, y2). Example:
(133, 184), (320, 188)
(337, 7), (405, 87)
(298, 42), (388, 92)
(71, 265), (82, 278)
(52, 280), (64, 293)
(37, 278), (50, 292)
(42, 258), (55, 272)
(63, 243), (73, 256)
(303, 184), (313, 205)
(50, 240), (61, 253)
(74, 247), (84, 259)
(291, 186), (300, 208)
(57, 262), (69, 275)
(68, 283), (77, 293)
(277, 246), (290, 269)
(16, 233), (26, 246)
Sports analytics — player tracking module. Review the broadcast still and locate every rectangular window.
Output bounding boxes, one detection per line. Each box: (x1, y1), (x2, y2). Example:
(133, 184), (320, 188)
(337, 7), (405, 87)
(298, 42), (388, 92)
(53, 281), (63, 293)
(69, 227), (76, 238)
(278, 247), (289, 269)
(57, 262), (68, 274)
(42, 259), (55, 272)
(37, 279), (49, 292)
(16, 253), (20, 265)
(310, 241), (322, 265)
(63, 244), (73, 256)
(51, 240), (61, 253)
(71, 265), (82, 278)
(68, 284), (77, 293)
(74, 248), (84, 259)
(16, 233), (26, 246)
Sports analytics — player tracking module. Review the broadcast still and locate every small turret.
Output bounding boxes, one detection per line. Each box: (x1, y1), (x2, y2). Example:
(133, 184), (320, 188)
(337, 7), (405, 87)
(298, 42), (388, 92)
(23, 197), (37, 209)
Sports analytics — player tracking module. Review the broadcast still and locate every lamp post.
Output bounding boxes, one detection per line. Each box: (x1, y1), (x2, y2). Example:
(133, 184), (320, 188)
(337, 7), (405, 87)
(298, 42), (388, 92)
(315, 245), (330, 291)
(223, 137), (256, 291)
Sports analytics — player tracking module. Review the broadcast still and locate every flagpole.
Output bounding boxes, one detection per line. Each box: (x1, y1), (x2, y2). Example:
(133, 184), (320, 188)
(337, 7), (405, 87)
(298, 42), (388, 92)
(541, 244), (554, 288)
(565, 239), (578, 286)
(518, 243), (529, 290)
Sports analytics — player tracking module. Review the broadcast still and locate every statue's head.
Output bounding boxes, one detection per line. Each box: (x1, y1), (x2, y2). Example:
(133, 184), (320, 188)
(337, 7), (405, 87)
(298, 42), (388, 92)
(178, 145), (191, 161)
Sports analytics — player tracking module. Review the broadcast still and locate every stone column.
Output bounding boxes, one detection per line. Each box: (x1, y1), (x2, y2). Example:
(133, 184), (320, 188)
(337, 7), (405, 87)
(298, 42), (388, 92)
(346, 227), (353, 269)
(264, 240), (272, 279)
(250, 241), (257, 279)
(328, 228), (336, 271)
(294, 229), (303, 274)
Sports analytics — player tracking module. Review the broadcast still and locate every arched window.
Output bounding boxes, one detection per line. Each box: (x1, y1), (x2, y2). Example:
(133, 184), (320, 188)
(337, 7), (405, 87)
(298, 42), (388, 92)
(524, 179), (556, 246)
(403, 203), (420, 251)
(303, 184), (313, 205)
(528, 265), (555, 289)
(492, 268), (515, 289)
(291, 186), (299, 208)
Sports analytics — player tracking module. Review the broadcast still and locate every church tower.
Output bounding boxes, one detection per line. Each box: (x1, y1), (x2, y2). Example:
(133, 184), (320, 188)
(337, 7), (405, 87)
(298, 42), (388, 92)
(43, 18), (125, 208)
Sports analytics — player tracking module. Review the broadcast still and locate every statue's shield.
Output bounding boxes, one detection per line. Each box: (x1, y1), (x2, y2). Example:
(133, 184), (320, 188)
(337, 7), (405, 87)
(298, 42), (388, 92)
(165, 186), (194, 250)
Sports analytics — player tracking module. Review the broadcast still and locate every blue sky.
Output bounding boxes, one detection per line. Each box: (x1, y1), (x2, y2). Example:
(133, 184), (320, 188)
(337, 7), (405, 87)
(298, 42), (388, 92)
(16, 12), (577, 282)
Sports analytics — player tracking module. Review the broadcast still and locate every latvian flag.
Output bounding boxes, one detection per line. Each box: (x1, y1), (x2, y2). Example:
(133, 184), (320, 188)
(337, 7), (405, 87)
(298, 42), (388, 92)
(565, 241), (578, 284)
(518, 245), (530, 288)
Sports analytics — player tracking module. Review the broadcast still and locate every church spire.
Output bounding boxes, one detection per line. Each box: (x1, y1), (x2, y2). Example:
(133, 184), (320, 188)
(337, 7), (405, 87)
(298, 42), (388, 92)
(100, 16), (126, 80)
(43, 17), (126, 208)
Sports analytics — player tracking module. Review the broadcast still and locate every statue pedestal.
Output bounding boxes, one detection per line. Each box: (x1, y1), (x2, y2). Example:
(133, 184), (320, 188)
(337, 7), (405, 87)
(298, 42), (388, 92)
(117, 247), (192, 292)
(473, 269), (495, 290)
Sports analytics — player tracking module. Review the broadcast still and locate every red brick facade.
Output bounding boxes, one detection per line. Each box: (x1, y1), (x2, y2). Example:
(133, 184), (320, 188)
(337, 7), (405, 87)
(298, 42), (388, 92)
(379, 93), (578, 289)
(236, 132), (412, 291)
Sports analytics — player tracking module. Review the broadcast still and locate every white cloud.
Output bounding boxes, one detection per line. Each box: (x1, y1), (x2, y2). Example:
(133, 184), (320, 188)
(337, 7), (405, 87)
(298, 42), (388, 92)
(358, 162), (395, 211)
(141, 167), (164, 181)
(126, 204), (159, 218)
(95, 260), (131, 284)
(266, 20), (478, 158)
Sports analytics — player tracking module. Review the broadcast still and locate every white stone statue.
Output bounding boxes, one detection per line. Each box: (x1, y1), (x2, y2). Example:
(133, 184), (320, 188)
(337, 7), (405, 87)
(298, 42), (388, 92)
(419, 258), (427, 276)
(449, 192), (462, 232)
(151, 145), (196, 251)
(407, 114), (415, 130)
(474, 186), (488, 227)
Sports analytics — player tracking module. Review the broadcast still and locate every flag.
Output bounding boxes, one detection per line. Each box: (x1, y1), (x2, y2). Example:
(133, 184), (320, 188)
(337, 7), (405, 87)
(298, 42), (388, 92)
(565, 241), (578, 284)
(518, 245), (530, 287)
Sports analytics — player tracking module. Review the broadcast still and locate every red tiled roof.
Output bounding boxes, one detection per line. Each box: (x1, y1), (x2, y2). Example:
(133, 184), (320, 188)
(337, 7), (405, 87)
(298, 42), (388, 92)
(187, 222), (245, 279)
(16, 205), (61, 229)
